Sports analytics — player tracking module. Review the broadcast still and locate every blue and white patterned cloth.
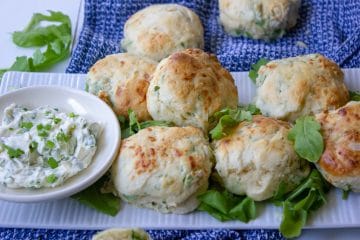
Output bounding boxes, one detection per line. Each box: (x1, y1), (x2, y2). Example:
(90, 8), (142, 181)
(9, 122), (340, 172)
(3, 0), (359, 239)
(0, 228), (285, 240)
(67, 0), (360, 74)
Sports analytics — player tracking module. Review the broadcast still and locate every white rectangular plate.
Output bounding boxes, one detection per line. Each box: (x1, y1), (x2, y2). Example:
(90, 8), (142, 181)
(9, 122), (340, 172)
(0, 70), (359, 230)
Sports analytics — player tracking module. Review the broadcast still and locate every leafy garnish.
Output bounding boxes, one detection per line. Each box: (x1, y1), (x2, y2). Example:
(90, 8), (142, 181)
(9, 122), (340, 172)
(1, 144), (24, 158)
(248, 58), (269, 83)
(45, 140), (55, 149)
(120, 110), (174, 139)
(342, 189), (350, 200)
(46, 174), (57, 183)
(72, 174), (121, 216)
(209, 105), (259, 140)
(20, 121), (33, 130)
(275, 169), (330, 238)
(0, 11), (71, 80)
(197, 189), (256, 223)
(288, 116), (324, 162)
(47, 157), (58, 169)
(56, 131), (70, 142)
(349, 91), (360, 101)
(29, 141), (38, 152)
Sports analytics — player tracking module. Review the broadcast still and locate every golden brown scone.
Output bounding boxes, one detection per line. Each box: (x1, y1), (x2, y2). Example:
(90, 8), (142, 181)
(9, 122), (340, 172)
(219, 0), (301, 40)
(255, 54), (349, 122)
(111, 126), (212, 214)
(147, 48), (239, 131)
(86, 53), (157, 121)
(92, 228), (150, 240)
(213, 115), (310, 201)
(121, 4), (204, 61)
(315, 101), (360, 192)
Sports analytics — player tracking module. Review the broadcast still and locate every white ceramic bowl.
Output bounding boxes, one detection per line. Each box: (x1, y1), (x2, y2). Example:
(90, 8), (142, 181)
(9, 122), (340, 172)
(0, 86), (121, 202)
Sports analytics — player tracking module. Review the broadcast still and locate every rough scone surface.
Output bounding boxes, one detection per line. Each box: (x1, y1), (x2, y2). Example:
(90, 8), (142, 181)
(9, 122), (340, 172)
(213, 115), (310, 201)
(255, 54), (349, 122)
(147, 48), (238, 131)
(315, 101), (360, 192)
(219, 0), (301, 40)
(111, 126), (212, 214)
(121, 4), (204, 61)
(87, 53), (157, 121)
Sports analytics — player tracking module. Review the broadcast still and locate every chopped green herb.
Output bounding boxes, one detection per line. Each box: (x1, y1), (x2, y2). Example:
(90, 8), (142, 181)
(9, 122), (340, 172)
(248, 58), (269, 83)
(68, 112), (77, 118)
(56, 131), (70, 142)
(46, 174), (57, 183)
(45, 140), (55, 149)
(20, 121), (33, 130)
(47, 157), (58, 169)
(1, 144), (24, 158)
(29, 141), (38, 152)
(154, 86), (160, 91)
(53, 118), (61, 124)
(288, 116), (324, 162)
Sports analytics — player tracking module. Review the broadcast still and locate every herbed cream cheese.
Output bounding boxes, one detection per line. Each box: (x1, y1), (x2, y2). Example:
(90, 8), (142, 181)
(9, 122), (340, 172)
(0, 104), (101, 189)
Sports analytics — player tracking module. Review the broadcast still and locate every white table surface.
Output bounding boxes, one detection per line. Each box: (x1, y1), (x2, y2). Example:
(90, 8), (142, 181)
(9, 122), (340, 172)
(0, 1), (359, 239)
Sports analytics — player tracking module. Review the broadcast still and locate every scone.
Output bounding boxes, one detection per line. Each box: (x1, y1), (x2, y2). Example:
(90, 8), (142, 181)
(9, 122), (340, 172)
(315, 101), (360, 192)
(213, 116), (310, 201)
(111, 126), (212, 214)
(255, 54), (349, 122)
(86, 53), (157, 121)
(219, 0), (301, 40)
(121, 4), (204, 61)
(92, 228), (150, 240)
(147, 48), (239, 131)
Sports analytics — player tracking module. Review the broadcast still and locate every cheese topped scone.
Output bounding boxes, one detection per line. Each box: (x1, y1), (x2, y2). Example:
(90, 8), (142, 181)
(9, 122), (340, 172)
(315, 101), (360, 192)
(111, 126), (212, 214)
(147, 48), (239, 131)
(219, 0), (301, 40)
(255, 54), (349, 122)
(121, 4), (204, 61)
(213, 116), (310, 201)
(86, 53), (157, 121)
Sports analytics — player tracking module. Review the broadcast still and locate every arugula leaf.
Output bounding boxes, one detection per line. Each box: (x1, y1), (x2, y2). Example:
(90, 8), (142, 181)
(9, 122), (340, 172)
(288, 116), (324, 162)
(197, 189), (257, 223)
(229, 197), (257, 222)
(120, 110), (174, 139)
(72, 174), (121, 216)
(279, 201), (307, 238)
(1, 11), (71, 79)
(349, 91), (360, 101)
(248, 58), (269, 83)
(276, 169), (330, 238)
(209, 105), (258, 140)
(1, 144), (24, 158)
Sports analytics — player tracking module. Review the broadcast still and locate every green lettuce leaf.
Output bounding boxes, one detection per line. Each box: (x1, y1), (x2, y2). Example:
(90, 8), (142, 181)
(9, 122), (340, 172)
(288, 116), (324, 162)
(72, 174), (120, 216)
(1, 11), (71, 80)
(276, 169), (330, 238)
(197, 189), (257, 223)
(248, 58), (269, 83)
(120, 110), (174, 139)
(209, 105), (260, 140)
(349, 91), (360, 101)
